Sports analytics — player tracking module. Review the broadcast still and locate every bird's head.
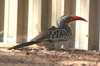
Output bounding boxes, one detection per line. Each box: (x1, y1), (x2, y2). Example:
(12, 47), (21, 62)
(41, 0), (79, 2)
(57, 15), (87, 27)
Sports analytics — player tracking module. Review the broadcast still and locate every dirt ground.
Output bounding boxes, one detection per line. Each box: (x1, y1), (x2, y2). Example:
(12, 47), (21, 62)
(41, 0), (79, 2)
(0, 48), (100, 66)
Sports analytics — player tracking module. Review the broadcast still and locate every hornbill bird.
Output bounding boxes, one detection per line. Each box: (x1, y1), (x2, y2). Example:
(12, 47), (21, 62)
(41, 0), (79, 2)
(8, 15), (87, 50)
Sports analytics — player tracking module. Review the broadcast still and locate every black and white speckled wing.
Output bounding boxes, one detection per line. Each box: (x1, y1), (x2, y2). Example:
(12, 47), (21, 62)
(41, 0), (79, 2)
(33, 26), (72, 42)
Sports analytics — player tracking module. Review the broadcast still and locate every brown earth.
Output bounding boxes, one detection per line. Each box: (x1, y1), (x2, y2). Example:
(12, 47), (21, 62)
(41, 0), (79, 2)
(0, 48), (100, 66)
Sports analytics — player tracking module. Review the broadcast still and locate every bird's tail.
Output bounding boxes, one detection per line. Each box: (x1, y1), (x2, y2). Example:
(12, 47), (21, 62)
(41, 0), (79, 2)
(8, 41), (41, 50)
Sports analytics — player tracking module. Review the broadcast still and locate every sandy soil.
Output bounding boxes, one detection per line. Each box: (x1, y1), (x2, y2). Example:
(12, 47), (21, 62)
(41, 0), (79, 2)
(0, 48), (100, 66)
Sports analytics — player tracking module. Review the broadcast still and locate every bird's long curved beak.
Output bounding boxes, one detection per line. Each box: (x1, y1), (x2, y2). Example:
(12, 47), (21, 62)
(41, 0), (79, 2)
(72, 16), (87, 22)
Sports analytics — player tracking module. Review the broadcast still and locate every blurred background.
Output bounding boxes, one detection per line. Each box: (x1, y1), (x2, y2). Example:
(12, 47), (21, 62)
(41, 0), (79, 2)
(0, 0), (99, 50)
